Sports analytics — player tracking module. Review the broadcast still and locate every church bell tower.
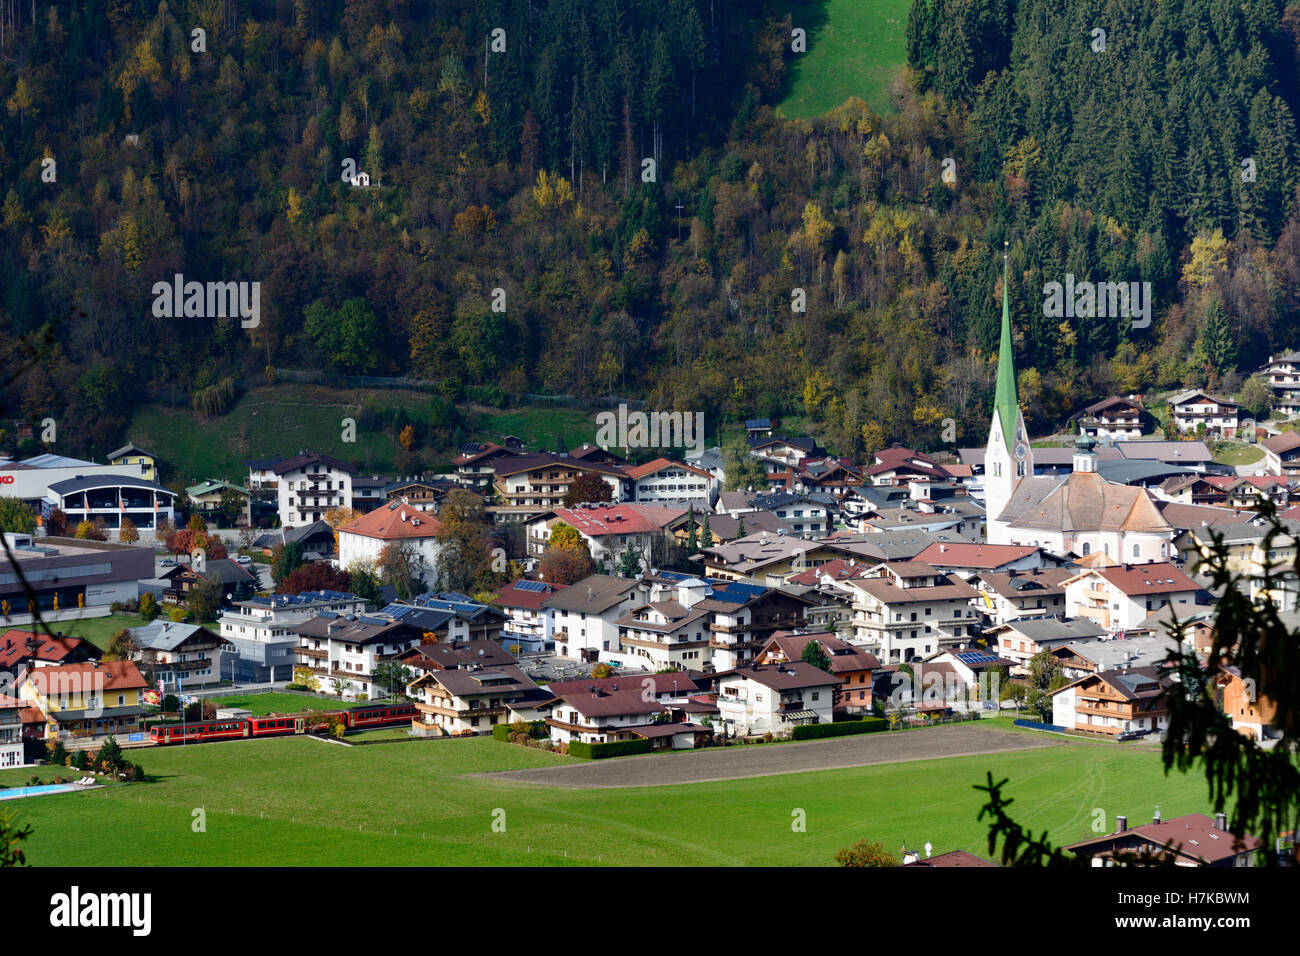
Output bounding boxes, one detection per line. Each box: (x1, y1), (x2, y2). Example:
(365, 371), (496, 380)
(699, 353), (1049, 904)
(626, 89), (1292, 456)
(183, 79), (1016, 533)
(984, 243), (1033, 532)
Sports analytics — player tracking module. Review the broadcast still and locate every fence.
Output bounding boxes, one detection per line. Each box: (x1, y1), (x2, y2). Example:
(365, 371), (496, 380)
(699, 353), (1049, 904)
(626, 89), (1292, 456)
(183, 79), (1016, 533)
(1013, 718), (1068, 734)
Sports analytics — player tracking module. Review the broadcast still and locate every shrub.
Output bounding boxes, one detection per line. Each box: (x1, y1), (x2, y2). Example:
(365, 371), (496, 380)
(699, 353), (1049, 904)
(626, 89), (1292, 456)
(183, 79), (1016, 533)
(567, 738), (653, 759)
(791, 718), (888, 741)
(70, 750), (89, 771)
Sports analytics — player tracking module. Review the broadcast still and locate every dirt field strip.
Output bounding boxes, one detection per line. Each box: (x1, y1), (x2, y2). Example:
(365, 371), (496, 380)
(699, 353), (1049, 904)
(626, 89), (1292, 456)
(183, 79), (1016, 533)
(479, 723), (1067, 789)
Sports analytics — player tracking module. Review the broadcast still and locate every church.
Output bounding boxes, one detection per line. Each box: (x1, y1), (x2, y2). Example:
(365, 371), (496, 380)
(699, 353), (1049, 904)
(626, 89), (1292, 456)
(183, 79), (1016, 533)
(983, 249), (1174, 562)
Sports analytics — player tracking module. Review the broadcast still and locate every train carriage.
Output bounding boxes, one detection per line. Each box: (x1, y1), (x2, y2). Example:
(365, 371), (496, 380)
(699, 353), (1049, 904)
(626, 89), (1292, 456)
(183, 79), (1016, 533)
(148, 701), (418, 745)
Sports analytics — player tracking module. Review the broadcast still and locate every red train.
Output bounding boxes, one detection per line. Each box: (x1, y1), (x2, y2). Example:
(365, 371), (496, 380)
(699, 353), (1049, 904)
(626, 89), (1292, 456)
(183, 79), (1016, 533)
(149, 702), (418, 745)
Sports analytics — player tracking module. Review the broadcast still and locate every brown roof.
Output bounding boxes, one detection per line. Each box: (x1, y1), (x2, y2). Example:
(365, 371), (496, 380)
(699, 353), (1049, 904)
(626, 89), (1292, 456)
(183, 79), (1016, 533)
(915, 542), (1039, 568)
(760, 632), (879, 673)
(999, 472), (1171, 534)
(548, 672), (707, 697)
(540, 575), (641, 614)
(715, 660), (839, 691)
(1261, 431), (1300, 455)
(621, 457), (713, 481)
(1065, 813), (1262, 864)
(272, 451), (355, 475)
(0, 694), (23, 708)
(551, 687), (666, 718)
(490, 579), (570, 610)
(1068, 562), (1200, 596)
(847, 576), (979, 605)
(974, 567), (1072, 598)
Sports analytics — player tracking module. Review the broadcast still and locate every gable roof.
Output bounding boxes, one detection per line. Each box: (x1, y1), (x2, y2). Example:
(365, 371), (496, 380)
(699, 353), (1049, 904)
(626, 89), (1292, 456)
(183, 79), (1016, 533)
(337, 501), (445, 540)
(545, 503), (687, 536)
(1065, 562), (1200, 596)
(22, 659), (147, 693)
(0, 630), (94, 670)
(621, 457), (713, 481)
(540, 575), (641, 614)
(107, 443), (157, 460)
(129, 621), (221, 652)
(998, 472), (1172, 534)
(715, 660), (839, 690)
(272, 451), (355, 475)
(915, 541), (1039, 569)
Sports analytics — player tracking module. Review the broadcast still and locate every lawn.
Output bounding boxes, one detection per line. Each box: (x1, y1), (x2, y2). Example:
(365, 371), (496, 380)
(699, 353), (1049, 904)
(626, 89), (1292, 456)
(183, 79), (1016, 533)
(775, 0), (913, 118)
(196, 693), (349, 716)
(0, 726), (1217, 867)
(30, 614), (159, 652)
(1213, 444), (1264, 466)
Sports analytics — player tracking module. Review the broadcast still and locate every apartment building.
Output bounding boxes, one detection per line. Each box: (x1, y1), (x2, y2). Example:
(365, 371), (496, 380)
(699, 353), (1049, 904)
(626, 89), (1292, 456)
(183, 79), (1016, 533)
(293, 614), (425, 700)
(842, 561), (981, 663)
(274, 451), (356, 527)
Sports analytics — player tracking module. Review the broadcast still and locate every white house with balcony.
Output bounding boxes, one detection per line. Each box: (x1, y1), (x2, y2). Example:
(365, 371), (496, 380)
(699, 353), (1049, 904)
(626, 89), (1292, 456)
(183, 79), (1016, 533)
(408, 665), (552, 736)
(1168, 390), (1240, 438)
(1061, 562), (1202, 632)
(624, 457), (716, 509)
(293, 614), (425, 700)
(0, 694), (24, 768)
(544, 687), (668, 745)
(336, 501), (444, 575)
(218, 590), (368, 682)
(274, 451), (355, 527)
(840, 561), (981, 664)
(539, 574), (645, 661)
(715, 661), (837, 736)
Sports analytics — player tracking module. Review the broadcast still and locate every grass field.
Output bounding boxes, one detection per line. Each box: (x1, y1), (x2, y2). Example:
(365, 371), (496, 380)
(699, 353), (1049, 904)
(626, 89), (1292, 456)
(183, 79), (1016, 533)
(127, 385), (600, 483)
(0, 726), (1217, 866)
(776, 0), (913, 118)
(30, 614), (171, 652)
(1214, 445), (1264, 466)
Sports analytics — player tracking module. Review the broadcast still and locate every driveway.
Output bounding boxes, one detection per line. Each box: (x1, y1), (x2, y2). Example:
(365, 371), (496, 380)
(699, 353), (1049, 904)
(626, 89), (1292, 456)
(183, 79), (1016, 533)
(480, 723), (1064, 789)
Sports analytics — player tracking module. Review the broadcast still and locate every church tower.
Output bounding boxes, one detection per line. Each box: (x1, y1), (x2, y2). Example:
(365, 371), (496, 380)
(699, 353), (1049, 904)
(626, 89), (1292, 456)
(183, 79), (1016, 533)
(984, 244), (1033, 532)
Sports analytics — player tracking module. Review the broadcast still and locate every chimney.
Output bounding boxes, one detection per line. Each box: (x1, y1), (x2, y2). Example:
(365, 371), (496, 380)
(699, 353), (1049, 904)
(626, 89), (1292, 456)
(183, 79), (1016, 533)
(1116, 815), (1127, 832)
(1215, 812), (1227, 830)
(1152, 806), (1161, 825)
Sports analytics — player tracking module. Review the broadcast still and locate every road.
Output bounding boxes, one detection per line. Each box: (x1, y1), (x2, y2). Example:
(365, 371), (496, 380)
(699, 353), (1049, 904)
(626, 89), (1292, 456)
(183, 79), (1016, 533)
(480, 722), (1064, 789)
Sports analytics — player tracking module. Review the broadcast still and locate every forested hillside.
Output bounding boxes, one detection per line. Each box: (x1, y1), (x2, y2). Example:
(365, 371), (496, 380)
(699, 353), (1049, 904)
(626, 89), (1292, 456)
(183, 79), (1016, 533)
(2, 0), (1299, 466)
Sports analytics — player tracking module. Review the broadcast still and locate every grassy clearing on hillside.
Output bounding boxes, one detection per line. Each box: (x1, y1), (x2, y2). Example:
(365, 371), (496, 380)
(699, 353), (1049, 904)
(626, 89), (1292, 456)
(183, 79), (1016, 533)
(0, 728), (1213, 866)
(776, 0), (913, 118)
(127, 385), (599, 483)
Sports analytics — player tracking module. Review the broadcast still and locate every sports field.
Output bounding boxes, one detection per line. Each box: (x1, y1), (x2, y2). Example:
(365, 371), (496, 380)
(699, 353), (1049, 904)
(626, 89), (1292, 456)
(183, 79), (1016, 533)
(0, 724), (1214, 867)
(777, 0), (913, 118)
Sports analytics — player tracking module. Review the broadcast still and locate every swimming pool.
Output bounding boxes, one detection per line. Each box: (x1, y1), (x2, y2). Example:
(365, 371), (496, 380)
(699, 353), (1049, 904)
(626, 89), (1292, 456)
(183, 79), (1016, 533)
(0, 783), (80, 801)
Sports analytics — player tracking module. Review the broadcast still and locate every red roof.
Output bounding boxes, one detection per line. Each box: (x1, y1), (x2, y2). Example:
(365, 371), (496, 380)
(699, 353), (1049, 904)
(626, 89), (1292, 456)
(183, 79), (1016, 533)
(22, 660), (147, 693)
(337, 501), (444, 540)
(491, 579), (570, 610)
(621, 457), (713, 481)
(1088, 562), (1200, 596)
(0, 630), (90, 669)
(915, 542), (1038, 569)
(548, 503), (686, 536)
(785, 558), (870, 585)
(0, 694), (23, 709)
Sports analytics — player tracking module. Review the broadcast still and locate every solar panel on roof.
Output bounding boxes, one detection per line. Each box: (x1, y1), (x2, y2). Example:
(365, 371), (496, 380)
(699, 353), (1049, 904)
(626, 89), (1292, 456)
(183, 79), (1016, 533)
(461, 442), (483, 455)
(513, 580), (547, 592)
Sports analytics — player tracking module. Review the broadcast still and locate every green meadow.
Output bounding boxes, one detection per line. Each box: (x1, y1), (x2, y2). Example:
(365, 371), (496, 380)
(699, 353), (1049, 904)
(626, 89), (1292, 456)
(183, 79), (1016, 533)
(776, 0), (914, 118)
(0, 727), (1215, 867)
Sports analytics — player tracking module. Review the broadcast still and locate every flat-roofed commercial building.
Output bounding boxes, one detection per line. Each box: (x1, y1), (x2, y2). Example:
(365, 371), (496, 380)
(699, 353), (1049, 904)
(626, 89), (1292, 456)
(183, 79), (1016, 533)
(0, 533), (154, 624)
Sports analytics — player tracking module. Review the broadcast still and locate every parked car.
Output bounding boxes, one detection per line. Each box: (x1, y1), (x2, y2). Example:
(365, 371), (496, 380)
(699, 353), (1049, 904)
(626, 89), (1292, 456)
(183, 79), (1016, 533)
(159, 558), (176, 567)
(235, 554), (252, 566)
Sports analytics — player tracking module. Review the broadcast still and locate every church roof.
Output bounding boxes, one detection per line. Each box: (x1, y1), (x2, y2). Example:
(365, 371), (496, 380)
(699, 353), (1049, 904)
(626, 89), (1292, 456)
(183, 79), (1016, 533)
(992, 248), (1020, 455)
(997, 472), (1172, 535)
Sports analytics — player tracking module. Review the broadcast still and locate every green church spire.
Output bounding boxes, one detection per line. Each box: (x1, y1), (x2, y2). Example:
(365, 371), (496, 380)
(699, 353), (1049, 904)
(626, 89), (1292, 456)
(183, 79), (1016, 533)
(993, 242), (1019, 454)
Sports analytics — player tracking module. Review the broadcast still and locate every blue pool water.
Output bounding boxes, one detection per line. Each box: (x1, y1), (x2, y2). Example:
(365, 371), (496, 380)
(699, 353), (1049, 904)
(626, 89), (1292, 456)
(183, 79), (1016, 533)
(0, 783), (80, 801)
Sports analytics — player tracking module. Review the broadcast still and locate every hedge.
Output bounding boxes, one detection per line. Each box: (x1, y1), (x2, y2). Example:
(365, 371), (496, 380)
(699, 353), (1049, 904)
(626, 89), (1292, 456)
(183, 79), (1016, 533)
(492, 721), (548, 742)
(567, 738), (653, 759)
(791, 717), (888, 741)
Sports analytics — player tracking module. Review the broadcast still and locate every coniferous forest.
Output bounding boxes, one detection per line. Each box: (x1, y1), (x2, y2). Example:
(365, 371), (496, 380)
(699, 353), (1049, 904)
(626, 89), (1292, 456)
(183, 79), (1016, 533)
(1, 0), (1298, 461)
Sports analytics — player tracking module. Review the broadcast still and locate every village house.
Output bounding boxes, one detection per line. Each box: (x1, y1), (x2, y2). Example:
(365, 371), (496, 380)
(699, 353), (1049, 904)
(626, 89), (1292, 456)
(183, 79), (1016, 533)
(694, 532), (841, 585)
(219, 590), (367, 682)
(17, 660), (148, 744)
(489, 579), (569, 653)
(540, 574), (645, 661)
(128, 621), (231, 691)
(1075, 396), (1150, 442)
(491, 453), (627, 521)
(1167, 390), (1240, 437)
(744, 491), (832, 535)
(622, 457), (715, 509)
(668, 507), (790, 547)
(106, 443), (160, 482)
(748, 435), (826, 469)
(243, 458), (281, 490)
(841, 561), (982, 663)
(383, 477), (455, 512)
(336, 500), (445, 578)
(544, 686), (669, 745)
(0, 629), (100, 684)
(865, 446), (959, 486)
(1062, 562), (1203, 631)
(714, 661), (838, 736)
(527, 502), (685, 574)
(1261, 431), (1300, 477)
(970, 567), (1073, 627)
(185, 479), (252, 527)
(1066, 812), (1261, 867)
(1218, 665), (1277, 742)
(756, 630), (878, 715)
(252, 520), (337, 560)
(1259, 352), (1300, 417)
(274, 451), (356, 527)
(1049, 634), (1186, 681)
(0, 694), (23, 768)
(614, 582), (715, 671)
(986, 616), (1106, 675)
(914, 541), (1046, 581)
(1050, 665), (1172, 737)
(159, 558), (258, 608)
(408, 664), (552, 736)
(381, 593), (508, 644)
(450, 441), (521, 491)
(293, 613), (425, 700)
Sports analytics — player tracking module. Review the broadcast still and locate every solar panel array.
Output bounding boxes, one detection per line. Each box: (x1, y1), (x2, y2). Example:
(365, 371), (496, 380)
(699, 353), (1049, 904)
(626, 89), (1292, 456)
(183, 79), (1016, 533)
(513, 580), (548, 592)
(956, 652), (1001, 665)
